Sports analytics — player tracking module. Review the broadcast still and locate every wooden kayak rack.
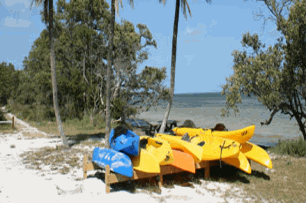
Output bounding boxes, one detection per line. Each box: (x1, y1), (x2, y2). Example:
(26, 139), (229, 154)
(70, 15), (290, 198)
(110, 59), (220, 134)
(83, 154), (218, 194)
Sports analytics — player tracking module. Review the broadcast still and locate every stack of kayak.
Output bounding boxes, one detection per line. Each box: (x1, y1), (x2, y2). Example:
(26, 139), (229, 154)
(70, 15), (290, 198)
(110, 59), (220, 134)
(169, 124), (273, 173)
(91, 124), (273, 178)
(92, 126), (196, 177)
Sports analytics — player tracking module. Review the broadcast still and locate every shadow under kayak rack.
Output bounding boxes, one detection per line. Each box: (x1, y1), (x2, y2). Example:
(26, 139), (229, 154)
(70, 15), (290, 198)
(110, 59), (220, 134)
(83, 154), (218, 194)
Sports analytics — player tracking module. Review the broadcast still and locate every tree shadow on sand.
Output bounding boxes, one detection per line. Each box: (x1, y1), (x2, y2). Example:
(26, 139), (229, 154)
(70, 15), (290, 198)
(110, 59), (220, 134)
(88, 171), (138, 193)
(67, 132), (106, 147)
(86, 164), (271, 194)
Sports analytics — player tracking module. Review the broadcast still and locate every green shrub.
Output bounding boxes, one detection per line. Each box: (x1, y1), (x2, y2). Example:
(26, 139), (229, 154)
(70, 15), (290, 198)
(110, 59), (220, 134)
(270, 138), (306, 157)
(93, 113), (106, 129)
(21, 105), (33, 120)
(111, 97), (137, 120)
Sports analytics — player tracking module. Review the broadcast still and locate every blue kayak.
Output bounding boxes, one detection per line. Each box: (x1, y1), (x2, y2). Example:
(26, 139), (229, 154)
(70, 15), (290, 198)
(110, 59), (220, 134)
(92, 147), (133, 177)
(109, 126), (140, 156)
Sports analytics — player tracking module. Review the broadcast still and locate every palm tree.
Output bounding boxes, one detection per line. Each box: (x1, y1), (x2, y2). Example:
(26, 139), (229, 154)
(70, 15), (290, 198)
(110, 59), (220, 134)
(30, 0), (69, 147)
(159, 0), (211, 133)
(106, 0), (134, 148)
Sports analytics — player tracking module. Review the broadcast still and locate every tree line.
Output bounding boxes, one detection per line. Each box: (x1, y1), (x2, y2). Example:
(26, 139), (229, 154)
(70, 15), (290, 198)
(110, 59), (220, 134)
(1, 0), (168, 133)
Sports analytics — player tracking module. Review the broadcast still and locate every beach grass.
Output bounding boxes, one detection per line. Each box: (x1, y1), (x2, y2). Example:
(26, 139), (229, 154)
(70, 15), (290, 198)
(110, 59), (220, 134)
(269, 138), (306, 158)
(0, 123), (15, 133)
(206, 154), (306, 203)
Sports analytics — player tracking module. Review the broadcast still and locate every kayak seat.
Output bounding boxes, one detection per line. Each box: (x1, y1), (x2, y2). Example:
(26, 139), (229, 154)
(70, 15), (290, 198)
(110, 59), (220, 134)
(198, 141), (205, 147)
(139, 138), (148, 149)
(181, 133), (191, 142)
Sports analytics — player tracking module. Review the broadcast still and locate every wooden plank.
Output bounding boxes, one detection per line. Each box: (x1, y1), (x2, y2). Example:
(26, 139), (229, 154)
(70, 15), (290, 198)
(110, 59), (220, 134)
(195, 161), (208, 169)
(158, 174), (163, 189)
(83, 155), (89, 179)
(108, 170), (158, 184)
(0, 117), (15, 129)
(84, 161), (96, 171)
(105, 165), (111, 194)
(83, 155), (100, 179)
(107, 161), (212, 184)
(83, 154), (216, 193)
(204, 161), (210, 178)
(160, 165), (187, 175)
(0, 121), (12, 124)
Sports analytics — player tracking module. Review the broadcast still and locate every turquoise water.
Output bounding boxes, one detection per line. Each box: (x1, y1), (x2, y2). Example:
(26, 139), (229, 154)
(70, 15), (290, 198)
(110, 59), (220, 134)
(138, 93), (303, 145)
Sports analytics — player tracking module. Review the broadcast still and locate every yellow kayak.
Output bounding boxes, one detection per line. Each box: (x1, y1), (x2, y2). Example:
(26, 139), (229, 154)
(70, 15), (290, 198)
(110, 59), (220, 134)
(130, 136), (174, 173)
(141, 136), (174, 165)
(222, 151), (252, 174)
(190, 135), (240, 161)
(240, 142), (273, 169)
(130, 149), (160, 173)
(156, 134), (240, 162)
(155, 134), (203, 162)
(173, 125), (255, 143)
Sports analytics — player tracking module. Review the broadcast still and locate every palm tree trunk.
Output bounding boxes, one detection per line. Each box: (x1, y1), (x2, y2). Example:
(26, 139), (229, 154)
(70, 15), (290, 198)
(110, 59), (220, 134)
(105, 0), (116, 148)
(159, 0), (180, 133)
(49, 0), (69, 147)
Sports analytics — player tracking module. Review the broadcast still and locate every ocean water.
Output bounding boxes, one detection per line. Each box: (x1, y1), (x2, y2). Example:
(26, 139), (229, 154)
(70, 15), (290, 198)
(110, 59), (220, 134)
(138, 92), (303, 146)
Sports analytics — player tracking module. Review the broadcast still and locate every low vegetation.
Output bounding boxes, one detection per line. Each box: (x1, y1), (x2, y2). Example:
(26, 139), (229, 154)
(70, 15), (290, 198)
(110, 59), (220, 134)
(0, 109), (15, 133)
(269, 138), (306, 158)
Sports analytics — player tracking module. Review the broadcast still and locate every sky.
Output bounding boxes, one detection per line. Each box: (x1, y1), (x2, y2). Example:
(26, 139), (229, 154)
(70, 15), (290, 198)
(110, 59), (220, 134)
(0, 0), (282, 94)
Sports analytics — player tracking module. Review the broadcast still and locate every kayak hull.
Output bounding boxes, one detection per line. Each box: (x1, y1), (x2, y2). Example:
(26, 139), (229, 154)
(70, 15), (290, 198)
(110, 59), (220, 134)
(190, 135), (240, 161)
(142, 136), (174, 165)
(109, 129), (140, 156)
(156, 133), (203, 162)
(173, 125), (255, 143)
(241, 142), (273, 169)
(222, 151), (252, 174)
(92, 147), (133, 177)
(130, 149), (160, 173)
(169, 149), (196, 173)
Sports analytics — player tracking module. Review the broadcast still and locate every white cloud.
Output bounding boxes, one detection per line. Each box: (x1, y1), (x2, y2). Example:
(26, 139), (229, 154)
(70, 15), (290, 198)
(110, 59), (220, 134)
(185, 23), (207, 36)
(4, 0), (30, 8)
(209, 19), (217, 28)
(4, 17), (31, 27)
(188, 30), (202, 36)
(191, 39), (201, 42)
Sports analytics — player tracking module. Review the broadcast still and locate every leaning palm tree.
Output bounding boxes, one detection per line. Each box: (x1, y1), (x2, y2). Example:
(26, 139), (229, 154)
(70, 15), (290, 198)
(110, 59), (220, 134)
(159, 0), (211, 133)
(30, 0), (69, 147)
(105, 0), (134, 148)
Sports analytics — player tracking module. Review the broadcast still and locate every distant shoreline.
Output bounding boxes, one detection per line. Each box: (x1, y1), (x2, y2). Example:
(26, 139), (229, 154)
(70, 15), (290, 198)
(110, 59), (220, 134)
(174, 92), (221, 95)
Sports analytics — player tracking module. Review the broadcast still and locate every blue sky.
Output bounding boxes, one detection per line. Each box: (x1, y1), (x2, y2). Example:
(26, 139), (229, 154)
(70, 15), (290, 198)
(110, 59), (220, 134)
(0, 0), (281, 94)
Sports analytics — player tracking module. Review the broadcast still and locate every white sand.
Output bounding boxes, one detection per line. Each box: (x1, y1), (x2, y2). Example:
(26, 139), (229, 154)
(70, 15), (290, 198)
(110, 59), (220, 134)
(0, 111), (259, 203)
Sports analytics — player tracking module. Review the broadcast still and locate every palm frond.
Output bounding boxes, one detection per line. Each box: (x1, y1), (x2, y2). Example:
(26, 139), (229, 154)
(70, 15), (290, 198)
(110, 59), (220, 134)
(115, 0), (121, 14)
(181, 0), (192, 20)
(129, 0), (134, 9)
(30, 0), (43, 8)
